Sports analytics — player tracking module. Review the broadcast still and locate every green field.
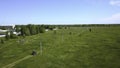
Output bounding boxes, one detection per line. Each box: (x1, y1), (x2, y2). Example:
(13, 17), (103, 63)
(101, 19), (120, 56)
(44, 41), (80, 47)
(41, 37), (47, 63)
(0, 27), (120, 68)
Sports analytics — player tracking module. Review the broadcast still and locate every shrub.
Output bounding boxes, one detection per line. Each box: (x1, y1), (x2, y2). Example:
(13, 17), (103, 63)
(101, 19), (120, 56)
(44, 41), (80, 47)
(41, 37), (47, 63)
(89, 28), (92, 32)
(39, 27), (45, 33)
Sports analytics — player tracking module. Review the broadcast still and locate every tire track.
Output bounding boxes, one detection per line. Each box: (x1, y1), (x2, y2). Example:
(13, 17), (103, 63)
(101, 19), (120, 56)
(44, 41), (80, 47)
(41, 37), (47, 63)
(2, 51), (40, 68)
(2, 55), (32, 68)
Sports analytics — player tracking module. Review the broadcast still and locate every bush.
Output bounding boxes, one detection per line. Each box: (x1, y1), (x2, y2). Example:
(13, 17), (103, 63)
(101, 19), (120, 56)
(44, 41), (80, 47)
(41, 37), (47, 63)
(89, 28), (92, 32)
(65, 27), (67, 29)
(40, 27), (45, 33)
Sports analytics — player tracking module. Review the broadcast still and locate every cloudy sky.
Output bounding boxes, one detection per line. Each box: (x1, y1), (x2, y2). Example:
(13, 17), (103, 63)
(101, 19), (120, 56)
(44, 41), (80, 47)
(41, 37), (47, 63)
(0, 0), (120, 25)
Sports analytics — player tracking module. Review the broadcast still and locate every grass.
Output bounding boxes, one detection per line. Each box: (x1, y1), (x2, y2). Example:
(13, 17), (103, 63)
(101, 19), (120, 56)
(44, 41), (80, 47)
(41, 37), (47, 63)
(0, 27), (120, 68)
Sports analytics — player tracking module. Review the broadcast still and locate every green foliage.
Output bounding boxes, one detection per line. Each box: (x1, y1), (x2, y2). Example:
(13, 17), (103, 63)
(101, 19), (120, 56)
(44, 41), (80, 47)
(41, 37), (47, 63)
(27, 24), (38, 35)
(25, 28), (31, 36)
(20, 24), (46, 36)
(31, 25), (37, 35)
(20, 26), (25, 36)
(89, 28), (92, 32)
(39, 27), (45, 33)
(15, 25), (21, 32)
(20, 26), (30, 36)
(36, 25), (40, 34)
(65, 26), (67, 29)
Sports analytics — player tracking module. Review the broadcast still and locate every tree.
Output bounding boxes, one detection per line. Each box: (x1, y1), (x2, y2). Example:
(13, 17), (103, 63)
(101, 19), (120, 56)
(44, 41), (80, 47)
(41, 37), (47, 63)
(39, 27), (45, 33)
(20, 26), (25, 36)
(89, 28), (92, 32)
(19, 24), (46, 36)
(36, 25), (40, 34)
(27, 24), (32, 35)
(27, 24), (37, 35)
(32, 25), (37, 35)
(15, 25), (21, 32)
(20, 25), (31, 36)
(65, 26), (67, 29)
(25, 27), (30, 36)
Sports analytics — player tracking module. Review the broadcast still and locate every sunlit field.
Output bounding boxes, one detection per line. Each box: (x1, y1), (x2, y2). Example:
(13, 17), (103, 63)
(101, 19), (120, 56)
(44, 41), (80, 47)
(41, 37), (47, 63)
(0, 26), (120, 68)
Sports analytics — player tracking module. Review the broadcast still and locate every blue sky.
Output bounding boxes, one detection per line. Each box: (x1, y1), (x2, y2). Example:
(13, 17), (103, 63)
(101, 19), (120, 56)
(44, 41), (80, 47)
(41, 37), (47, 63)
(0, 0), (120, 25)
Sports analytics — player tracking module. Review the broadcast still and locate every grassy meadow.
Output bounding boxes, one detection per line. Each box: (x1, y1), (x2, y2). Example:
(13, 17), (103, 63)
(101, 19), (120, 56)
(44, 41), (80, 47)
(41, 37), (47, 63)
(0, 26), (120, 68)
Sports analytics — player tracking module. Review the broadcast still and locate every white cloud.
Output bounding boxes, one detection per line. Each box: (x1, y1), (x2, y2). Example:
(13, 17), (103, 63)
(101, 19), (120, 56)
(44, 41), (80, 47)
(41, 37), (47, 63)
(110, 0), (120, 6)
(102, 13), (120, 23)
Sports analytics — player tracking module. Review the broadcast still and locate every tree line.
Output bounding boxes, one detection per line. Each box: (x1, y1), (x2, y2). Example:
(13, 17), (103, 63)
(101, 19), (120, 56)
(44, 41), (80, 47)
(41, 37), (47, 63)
(15, 24), (47, 36)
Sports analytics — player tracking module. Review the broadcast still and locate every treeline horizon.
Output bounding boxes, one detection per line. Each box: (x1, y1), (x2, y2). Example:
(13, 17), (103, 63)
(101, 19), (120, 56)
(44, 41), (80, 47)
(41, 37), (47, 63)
(1, 24), (120, 31)
(15, 24), (120, 28)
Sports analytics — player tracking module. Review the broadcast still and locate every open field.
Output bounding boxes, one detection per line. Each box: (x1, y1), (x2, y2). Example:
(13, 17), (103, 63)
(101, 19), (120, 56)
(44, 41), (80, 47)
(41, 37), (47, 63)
(0, 27), (120, 68)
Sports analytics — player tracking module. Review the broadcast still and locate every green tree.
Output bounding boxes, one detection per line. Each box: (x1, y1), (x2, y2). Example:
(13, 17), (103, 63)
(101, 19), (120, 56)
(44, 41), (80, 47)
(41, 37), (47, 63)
(15, 25), (21, 32)
(36, 25), (40, 34)
(27, 24), (37, 35)
(39, 27), (45, 33)
(25, 27), (30, 36)
(20, 26), (25, 36)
